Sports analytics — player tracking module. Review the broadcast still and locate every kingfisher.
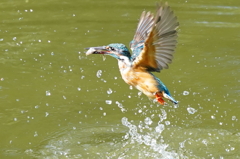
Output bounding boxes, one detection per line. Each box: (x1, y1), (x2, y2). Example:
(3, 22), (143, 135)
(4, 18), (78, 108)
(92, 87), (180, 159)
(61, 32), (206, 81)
(86, 2), (179, 105)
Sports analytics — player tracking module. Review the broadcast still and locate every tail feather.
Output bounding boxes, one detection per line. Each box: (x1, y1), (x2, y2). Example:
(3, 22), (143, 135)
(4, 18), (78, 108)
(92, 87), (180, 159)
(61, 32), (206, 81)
(162, 91), (178, 104)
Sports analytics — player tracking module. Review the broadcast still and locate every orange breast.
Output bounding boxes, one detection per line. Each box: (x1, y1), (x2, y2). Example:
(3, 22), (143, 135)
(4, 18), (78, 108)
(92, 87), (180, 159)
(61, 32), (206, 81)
(119, 67), (160, 99)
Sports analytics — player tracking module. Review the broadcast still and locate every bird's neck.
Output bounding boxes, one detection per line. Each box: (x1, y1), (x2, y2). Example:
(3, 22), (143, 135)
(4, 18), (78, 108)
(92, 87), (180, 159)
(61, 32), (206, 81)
(117, 56), (133, 85)
(117, 56), (132, 70)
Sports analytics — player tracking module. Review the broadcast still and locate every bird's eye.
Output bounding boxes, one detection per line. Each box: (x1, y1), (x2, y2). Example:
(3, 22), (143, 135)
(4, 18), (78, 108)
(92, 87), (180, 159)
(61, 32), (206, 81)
(108, 46), (115, 51)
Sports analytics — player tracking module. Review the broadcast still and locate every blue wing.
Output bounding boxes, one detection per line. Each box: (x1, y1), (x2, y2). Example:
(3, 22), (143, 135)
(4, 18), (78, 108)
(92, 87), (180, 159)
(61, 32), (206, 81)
(130, 2), (179, 72)
(130, 11), (155, 61)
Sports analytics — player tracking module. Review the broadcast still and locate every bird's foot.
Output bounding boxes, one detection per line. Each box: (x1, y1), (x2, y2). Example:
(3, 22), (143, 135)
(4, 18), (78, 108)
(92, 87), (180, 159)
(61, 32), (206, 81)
(155, 92), (165, 105)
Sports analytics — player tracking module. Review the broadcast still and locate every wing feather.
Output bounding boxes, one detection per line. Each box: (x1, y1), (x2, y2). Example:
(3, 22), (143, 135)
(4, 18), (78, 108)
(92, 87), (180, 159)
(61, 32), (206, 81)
(130, 11), (155, 51)
(131, 2), (179, 72)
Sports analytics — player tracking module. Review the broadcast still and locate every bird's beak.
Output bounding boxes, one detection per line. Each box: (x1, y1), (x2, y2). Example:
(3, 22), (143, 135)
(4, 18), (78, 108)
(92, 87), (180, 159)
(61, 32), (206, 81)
(85, 46), (109, 56)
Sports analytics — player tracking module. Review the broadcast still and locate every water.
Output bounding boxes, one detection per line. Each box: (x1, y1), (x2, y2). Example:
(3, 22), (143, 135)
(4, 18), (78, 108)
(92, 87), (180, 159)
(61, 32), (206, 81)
(1, 0), (240, 158)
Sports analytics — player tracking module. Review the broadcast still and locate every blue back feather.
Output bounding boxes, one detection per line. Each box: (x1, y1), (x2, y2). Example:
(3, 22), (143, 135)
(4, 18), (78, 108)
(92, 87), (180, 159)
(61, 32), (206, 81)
(129, 40), (144, 61)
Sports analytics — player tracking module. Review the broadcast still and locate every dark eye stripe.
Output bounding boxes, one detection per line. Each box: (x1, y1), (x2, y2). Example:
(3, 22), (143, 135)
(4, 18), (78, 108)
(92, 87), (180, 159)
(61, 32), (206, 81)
(109, 46), (115, 51)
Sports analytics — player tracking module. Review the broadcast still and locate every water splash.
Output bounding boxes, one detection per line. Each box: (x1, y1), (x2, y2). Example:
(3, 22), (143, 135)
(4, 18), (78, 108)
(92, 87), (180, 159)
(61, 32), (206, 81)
(187, 107), (197, 114)
(121, 109), (179, 158)
(96, 70), (102, 78)
(115, 101), (126, 112)
(107, 88), (113, 94)
(183, 91), (189, 96)
(144, 117), (153, 125)
(102, 55), (106, 61)
(105, 100), (112, 105)
(46, 90), (51, 96)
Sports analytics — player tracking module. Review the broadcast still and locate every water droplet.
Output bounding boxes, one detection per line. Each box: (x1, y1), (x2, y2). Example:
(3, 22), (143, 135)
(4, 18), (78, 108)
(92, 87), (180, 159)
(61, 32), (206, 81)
(45, 112), (49, 117)
(102, 55), (106, 61)
(46, 90), (51, 96)
(211, 115), (216, 119)
(138, 91), (142, 96)
(34, 131), (38, 137)
(165, 121), (171, 125)
(63, 95), (66, 99)
(77, 87), (81, 91)
(183, 91), (189, 96)
(107, 88), (112, 94)
(81, 75), (85, 79)
(144, 117), (153, 125)
(105, 100), (112, 105)
(173, 104), (179, 108)
(0, 78), (4, 81)
(101, 79), (107, 83)
(202, 139), (208, 146)
(232, 116), (236, 121)
(116, 101), (126, 112)
(155, 124), (165, 133)
(187, 107), (197, 114)
(96, 70), (102, 78)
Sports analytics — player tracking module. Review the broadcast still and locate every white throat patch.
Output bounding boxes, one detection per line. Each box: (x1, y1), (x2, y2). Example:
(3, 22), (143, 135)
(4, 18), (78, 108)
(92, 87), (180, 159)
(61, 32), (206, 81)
(119, 56), (131, 66)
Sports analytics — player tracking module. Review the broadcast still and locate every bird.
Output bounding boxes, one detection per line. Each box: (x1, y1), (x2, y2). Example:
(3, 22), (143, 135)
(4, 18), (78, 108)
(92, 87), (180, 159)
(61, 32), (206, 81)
(85, 2), (179, 105)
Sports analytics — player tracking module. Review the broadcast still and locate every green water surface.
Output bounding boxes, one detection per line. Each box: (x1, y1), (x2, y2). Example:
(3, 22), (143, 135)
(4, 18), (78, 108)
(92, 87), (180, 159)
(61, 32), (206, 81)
(0, 0), (240, 158)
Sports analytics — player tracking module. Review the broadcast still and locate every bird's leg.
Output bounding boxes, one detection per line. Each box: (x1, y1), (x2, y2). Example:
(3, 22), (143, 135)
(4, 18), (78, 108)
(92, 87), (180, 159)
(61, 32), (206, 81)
(155, 92), (165, 105)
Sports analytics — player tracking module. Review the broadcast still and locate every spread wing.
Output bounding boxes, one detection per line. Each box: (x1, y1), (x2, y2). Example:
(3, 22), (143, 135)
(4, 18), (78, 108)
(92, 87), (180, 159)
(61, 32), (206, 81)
(130, 2), (179, 72)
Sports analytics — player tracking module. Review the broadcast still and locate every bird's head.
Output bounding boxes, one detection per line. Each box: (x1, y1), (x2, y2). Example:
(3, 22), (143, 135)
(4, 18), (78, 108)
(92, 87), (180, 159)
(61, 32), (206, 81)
(86, 43), (131, 60)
